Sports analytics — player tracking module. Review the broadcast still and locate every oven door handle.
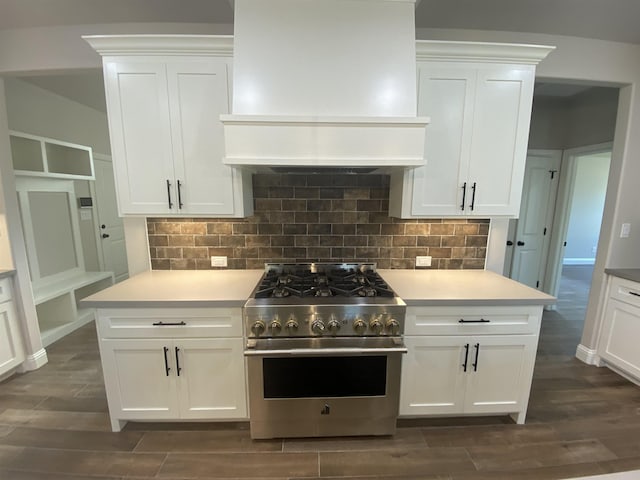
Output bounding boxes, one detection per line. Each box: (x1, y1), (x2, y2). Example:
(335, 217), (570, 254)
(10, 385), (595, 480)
(244, 346), (408, 356)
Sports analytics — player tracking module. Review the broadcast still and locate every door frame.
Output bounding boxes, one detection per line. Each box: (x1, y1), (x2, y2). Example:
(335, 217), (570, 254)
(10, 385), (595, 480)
(543, 142), (613, 305)
(88, 153), (109, 272)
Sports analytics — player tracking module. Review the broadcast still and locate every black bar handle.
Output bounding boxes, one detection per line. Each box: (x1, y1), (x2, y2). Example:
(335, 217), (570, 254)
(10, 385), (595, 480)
(470, 182), (477, 211)
(629, 291), (640, 297)
(166, 179), (174, 209)
(152, 321), (187, 326)
(177, 180), (184, 209)
(517, 241), (525, 246)
(460, 182), (467, 210)
(472, 343), (480, 372)
(163, 346), (170, 376)
(462, 343), (470, 372)
(175, 347), (181, 376)
(459, 318), (490, 324)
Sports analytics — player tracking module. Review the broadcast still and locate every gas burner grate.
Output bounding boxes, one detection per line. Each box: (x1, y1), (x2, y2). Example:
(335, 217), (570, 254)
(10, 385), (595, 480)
(254, 265), (395, 299)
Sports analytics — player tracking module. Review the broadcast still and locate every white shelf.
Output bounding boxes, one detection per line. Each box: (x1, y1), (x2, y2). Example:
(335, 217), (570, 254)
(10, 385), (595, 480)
(10, 130), (95, 180)
(35, 271), (114, 347)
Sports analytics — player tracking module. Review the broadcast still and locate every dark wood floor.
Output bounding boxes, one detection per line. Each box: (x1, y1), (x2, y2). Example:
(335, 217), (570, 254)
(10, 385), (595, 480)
(2, 269), (640, 479)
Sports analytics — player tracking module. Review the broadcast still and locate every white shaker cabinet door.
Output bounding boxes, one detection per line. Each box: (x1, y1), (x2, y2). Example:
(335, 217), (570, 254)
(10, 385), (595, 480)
(599, 298), (640, 379)
(176, 338), (247, 419)
(408, 66), (475, 216)
(399, 336), (467, 416)
(103, 61), (176, 215)
(167, 62), (237, 216)
(463, 335), (537, 415)
(0, 299), (24, 375)
(100, 339), (179, 420)
(466, 66), (534, 216)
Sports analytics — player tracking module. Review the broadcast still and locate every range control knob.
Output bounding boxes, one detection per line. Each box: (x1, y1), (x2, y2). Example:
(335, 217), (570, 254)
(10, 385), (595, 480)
(269, 319), (282, 335)
(369, 317), (384, 335)
(311, 320), (326, 335)
(327, 317), (341, 335)
(286, 318), (299, 334)
(353, 318), (367, 335)
(386, 318), (401, 335)
(251, 320), (266, 337)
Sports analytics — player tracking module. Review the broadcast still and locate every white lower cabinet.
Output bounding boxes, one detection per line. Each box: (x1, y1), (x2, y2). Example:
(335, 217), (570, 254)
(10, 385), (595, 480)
(597, 276), (640, 381)
(0, 277), (25, 377)
(399, 305), (542, 424)
(96, 307), (247, 432)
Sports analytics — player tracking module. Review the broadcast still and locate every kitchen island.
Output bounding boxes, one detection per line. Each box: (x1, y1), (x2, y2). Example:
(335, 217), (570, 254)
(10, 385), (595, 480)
(81, 268), (554, 431)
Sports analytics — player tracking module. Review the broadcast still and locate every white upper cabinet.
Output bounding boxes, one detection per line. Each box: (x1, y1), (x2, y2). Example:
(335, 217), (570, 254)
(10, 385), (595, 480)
(86, 35), (253, 217)
(389, 41), (554, 218)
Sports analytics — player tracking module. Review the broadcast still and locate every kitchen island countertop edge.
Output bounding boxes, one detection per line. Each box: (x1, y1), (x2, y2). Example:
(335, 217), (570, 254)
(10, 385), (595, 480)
(80, 269), (264, 308)
(378, 269), (556, 306)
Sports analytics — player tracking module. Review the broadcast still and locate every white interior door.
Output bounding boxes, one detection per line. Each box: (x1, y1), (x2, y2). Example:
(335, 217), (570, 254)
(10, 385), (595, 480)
(510, 151), (561, 290)
(94, 157), (129, 282)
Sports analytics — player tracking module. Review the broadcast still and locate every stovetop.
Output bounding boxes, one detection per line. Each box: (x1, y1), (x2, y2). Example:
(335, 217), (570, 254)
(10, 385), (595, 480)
(252, 263), (395, 300)
(244, 264), (406, 338)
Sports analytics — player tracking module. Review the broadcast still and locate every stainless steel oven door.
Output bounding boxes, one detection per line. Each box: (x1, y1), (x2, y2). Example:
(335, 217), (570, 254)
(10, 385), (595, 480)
(245, 337), (407, 439)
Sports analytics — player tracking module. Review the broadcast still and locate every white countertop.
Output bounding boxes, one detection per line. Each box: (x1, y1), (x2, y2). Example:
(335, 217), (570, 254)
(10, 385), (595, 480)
(378, 269), (556, 306)
(80, 268), (555, 308)
(80, 270), (264, 308)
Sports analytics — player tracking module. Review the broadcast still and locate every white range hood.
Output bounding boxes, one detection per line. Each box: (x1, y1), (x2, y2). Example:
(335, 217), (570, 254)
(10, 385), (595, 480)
(222, 0), (429, 168)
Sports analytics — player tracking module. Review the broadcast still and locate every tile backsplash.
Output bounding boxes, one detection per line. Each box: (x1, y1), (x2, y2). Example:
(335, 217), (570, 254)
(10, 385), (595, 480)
(147, 174), (489, 270)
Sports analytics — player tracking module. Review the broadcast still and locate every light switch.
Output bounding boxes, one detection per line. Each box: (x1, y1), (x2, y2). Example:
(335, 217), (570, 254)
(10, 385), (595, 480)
(620, 223), (631, 238)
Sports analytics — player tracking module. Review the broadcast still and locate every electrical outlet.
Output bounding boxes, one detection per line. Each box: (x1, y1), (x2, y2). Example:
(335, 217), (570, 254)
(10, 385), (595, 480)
(211, 256), (228, 267)
(416, 256), (432, 267)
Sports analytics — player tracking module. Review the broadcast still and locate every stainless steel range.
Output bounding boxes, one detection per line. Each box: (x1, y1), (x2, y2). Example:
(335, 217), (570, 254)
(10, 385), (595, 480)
(243, 263), (407, 439)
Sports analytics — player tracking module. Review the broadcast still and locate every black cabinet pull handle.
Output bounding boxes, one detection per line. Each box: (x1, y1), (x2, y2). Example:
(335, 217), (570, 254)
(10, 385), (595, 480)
(470, 182), (477, 211)
(163, 346), (170, 376)
(460, 182), (467, 210)
(517, 241), (525, 246)
(462, 343), (470, 372)
(459, 318), (490, 324)
(472, 343), (480, 372)
(175, 347), (181, 376)
(506, 240), (514, 246)
(166, 179), (174, 209)
(629, 291), (640, 297)
(152, 321), (187, 326)
(177, 180), (184, 209)
(102, 233), (110, 239)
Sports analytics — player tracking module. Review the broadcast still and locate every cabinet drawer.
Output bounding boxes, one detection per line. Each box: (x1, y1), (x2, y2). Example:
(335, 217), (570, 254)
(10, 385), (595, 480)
(0, 278), (12, 304)
(96, 307), (242, 339)
(608, 276), (640, 308)
(405, 305), (542, 335)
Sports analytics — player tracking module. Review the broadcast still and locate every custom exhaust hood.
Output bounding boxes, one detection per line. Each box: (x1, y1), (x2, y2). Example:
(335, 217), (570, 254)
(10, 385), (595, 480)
(221, 0), (429, 168)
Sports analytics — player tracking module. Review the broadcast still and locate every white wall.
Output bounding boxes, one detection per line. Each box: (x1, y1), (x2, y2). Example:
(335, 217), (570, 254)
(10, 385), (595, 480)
(565, 88), (620, 149)
(564, 153), (611, 264)
(528, 96), (570, 150)
(4, 77), (110, 155)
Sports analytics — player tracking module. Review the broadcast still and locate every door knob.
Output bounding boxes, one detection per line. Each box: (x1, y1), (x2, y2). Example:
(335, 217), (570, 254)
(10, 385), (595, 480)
(517, 241), (525, 246)
(506, 240), (514, 246)
(101, 224), (106, 229)
(102, 233), (110, 239)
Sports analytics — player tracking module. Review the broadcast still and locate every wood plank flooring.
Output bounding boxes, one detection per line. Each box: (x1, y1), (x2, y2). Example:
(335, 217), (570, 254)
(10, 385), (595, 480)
(2, 268), (640, 479)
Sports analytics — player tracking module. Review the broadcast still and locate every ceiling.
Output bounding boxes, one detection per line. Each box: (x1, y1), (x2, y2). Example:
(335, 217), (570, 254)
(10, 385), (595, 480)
(3, 0), (640, 45)
(6, 0), (632, 112)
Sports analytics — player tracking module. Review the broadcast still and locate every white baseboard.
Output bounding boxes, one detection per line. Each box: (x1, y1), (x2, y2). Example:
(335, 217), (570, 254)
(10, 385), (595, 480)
(18, 348), (48, 371)
(563, 258), (595, 266)
(575, 344), (602, 365)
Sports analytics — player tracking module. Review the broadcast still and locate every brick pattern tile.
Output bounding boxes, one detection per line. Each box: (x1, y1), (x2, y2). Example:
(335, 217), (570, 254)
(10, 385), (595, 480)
(147, 174), (489, 270)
